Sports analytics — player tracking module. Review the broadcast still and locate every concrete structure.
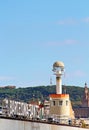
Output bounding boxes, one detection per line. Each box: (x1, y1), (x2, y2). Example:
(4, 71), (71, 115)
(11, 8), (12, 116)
(52, 61), (64, 94)
(44, 100), (50, 117)
(0, 117), (88, 130)
(49, 61), (74, 120)
(49, 94), (73, 119)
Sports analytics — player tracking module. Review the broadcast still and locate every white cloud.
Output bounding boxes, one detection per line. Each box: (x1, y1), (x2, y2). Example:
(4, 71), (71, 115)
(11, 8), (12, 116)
(0, 76), (14, 81)
(57, 18), (77, 25)
(82, 17), (89, 23)
(47, 39), (78, 46)
(63, 39), (78, 45)
(73, 70), (85, 77)
(57, 17), (89, 25)
(66, 70), (86, 78)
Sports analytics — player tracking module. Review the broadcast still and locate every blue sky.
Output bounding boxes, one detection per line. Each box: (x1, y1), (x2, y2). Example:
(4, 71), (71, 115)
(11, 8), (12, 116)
(0, 0), (89, 88)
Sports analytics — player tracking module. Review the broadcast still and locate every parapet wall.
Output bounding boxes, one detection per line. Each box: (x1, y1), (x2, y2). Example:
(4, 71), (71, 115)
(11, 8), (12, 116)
(0, 117), (87, 130)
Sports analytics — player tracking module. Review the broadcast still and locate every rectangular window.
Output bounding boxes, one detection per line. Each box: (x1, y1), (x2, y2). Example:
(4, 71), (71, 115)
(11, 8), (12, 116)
(59, 100), (63, 106)
(66, 100), (68, 106)
(53, 101), (55, 106)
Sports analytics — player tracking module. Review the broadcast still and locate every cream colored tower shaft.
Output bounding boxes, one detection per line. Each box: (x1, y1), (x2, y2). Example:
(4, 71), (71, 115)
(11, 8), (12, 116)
(56, 76), (62, 94)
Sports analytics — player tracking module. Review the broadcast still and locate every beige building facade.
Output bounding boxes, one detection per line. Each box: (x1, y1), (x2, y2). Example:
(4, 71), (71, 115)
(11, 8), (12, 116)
(49, 94), (74, 119)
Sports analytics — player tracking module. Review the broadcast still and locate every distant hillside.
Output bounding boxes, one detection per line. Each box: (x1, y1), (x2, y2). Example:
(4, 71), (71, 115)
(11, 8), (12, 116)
(0, 85), (85, 107)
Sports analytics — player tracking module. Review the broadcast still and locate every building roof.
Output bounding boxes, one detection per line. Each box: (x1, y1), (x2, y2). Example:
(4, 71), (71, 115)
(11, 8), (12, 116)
(49, 94), (69, 99)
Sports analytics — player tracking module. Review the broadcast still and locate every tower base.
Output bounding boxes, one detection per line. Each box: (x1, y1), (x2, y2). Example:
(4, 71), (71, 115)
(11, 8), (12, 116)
(49, 94), (74, 120)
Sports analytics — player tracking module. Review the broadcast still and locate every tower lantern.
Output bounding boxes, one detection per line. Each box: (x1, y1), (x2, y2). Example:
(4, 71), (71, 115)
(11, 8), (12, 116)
(53, 61), (64, 94)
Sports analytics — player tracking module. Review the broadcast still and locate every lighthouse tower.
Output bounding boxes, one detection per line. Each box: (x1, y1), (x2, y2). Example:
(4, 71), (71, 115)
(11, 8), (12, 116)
(49, 61), (74, 120)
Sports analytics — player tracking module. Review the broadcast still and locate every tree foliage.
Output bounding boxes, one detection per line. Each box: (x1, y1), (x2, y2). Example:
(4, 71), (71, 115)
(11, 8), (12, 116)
(0, 85), (85, 107)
